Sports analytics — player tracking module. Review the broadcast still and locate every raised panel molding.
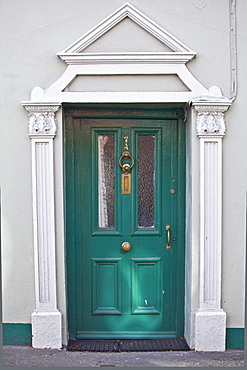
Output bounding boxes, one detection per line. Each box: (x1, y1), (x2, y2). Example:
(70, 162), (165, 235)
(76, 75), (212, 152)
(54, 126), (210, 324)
(35, 142), (52, 303)
(92, 258), (122, 315)
(131, 258), (161, 315)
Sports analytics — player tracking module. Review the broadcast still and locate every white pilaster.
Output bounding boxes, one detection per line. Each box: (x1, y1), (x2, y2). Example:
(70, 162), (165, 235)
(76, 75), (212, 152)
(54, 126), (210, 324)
(192, 98), (231, 351)
(23, 103), (62, 349)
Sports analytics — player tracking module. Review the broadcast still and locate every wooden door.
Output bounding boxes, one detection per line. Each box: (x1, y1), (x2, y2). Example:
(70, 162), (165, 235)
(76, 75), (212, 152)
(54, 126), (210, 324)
(65, 107), (185, 339)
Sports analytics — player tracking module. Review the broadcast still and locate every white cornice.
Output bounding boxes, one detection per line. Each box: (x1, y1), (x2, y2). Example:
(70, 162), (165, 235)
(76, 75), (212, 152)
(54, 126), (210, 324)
(192, 100), (232, 113)
(22, 103), (61, 113)
(58, 52), (195, 65)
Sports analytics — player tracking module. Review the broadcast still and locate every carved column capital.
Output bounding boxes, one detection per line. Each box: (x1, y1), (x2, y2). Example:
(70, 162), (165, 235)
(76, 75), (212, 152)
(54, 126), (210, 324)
(22, 104), (61, 137)
(196, 111), (226, 136)
(192, 101), (231, 137)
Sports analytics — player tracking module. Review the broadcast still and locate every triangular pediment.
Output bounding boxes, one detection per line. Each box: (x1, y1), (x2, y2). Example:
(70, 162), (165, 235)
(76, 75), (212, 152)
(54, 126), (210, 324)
(27, 2), (209, 104)
(83, 18), (173, 53)
(58, 2), (196, 64)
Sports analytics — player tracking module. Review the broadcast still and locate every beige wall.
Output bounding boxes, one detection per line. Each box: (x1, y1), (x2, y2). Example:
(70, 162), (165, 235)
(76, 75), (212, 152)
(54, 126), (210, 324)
(1, 0), (246, 344)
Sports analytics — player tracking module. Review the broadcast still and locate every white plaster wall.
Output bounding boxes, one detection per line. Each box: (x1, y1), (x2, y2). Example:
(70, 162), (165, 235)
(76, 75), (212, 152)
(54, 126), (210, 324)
(0, 104), (35, 323)
(221, 0), (247, 326)
(1, 0), (246, 344)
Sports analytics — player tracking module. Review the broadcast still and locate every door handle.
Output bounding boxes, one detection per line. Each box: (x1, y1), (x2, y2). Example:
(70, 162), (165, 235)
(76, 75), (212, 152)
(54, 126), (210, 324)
(122, 242), (131, 251)
(166, 225), (171, 249)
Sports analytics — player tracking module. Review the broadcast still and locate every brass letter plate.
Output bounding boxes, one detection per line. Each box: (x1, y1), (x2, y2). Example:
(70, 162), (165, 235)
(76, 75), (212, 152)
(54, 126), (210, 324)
(122, 174), (131, 194)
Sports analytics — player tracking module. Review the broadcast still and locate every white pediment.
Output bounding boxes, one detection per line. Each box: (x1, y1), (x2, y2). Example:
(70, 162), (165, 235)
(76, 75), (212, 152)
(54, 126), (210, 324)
(58, 2), (196, 65)
(24, 2), (215, 104)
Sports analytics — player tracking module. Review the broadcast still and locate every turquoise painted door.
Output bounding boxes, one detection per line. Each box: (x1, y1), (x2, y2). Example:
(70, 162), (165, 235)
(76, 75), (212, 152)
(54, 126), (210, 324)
(65, 107), (185, 339)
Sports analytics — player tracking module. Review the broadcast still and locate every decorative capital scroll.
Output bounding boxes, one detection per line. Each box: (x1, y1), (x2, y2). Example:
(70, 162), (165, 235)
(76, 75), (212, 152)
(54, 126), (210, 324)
(196, 111), (226, 136)
(192, 101), (231, 137)
(22, 104), (61, 137)
(28, 111), (58, 136)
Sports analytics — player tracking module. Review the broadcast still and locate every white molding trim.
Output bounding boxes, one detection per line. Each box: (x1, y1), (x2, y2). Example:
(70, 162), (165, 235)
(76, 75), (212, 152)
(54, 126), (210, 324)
(23, 103), (62, 349)
(192, 99), (231, 351)
(25, 63), (209, 103)
(59, 52), (197, 65)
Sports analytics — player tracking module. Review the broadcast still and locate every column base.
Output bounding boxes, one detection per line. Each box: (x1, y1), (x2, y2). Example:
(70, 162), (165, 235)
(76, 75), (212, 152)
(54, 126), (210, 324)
(31, 311), (62, 349)
(195, 309), (226, 351)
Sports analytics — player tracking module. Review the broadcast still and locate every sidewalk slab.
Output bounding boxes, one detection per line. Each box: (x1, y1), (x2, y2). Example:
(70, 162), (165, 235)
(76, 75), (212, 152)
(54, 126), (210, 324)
(2, 345), (244, 367)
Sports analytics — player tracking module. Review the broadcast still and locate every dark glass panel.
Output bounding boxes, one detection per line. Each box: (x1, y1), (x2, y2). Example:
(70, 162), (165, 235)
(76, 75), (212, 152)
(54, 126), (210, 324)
(138, 135), (155, 228)
(98, 135), (115, 228)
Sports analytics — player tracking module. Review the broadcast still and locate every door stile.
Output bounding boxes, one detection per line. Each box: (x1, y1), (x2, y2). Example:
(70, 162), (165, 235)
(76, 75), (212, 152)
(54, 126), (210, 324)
(74, 118), (86, 337)
(169, 119), (180, 333)
(64, 115), (78, 339)
(176, 116), (186, 336)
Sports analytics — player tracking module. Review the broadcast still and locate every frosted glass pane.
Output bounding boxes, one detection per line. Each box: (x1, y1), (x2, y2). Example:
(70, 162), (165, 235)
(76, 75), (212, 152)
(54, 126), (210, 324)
(138, 135), (155, 228)
(98, 135), (115, 228)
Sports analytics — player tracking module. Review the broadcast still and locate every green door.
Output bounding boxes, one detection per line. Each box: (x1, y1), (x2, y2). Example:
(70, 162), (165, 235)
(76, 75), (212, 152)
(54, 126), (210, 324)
(65, 107), (185, 340)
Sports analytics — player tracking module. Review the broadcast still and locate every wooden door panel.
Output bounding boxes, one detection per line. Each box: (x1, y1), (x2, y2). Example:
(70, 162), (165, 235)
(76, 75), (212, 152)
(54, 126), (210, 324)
(92, 258), (122, 315)
(131, 258), (161, 314)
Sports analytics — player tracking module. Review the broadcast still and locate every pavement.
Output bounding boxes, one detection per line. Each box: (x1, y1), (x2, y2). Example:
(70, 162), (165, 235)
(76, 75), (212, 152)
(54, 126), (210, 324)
(2, 345), (244, 367)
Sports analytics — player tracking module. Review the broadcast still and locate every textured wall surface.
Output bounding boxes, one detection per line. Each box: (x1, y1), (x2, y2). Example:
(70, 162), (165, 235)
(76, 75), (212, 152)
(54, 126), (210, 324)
(1, 0), (246, 345)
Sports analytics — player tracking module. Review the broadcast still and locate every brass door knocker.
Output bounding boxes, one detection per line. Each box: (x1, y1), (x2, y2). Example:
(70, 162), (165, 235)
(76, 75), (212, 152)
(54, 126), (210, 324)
(118, 151), (134, 172)
(119, 137), (134, 194)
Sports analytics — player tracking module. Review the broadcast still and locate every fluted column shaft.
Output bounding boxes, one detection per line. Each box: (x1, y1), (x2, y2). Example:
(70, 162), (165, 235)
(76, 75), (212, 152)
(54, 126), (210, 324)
(193, 100), (231, 351)
(23, 103), (62, 349)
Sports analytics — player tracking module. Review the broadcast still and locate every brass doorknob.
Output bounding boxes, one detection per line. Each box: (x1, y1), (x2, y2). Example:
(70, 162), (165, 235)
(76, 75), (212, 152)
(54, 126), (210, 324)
(122, 242), (131, 251)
